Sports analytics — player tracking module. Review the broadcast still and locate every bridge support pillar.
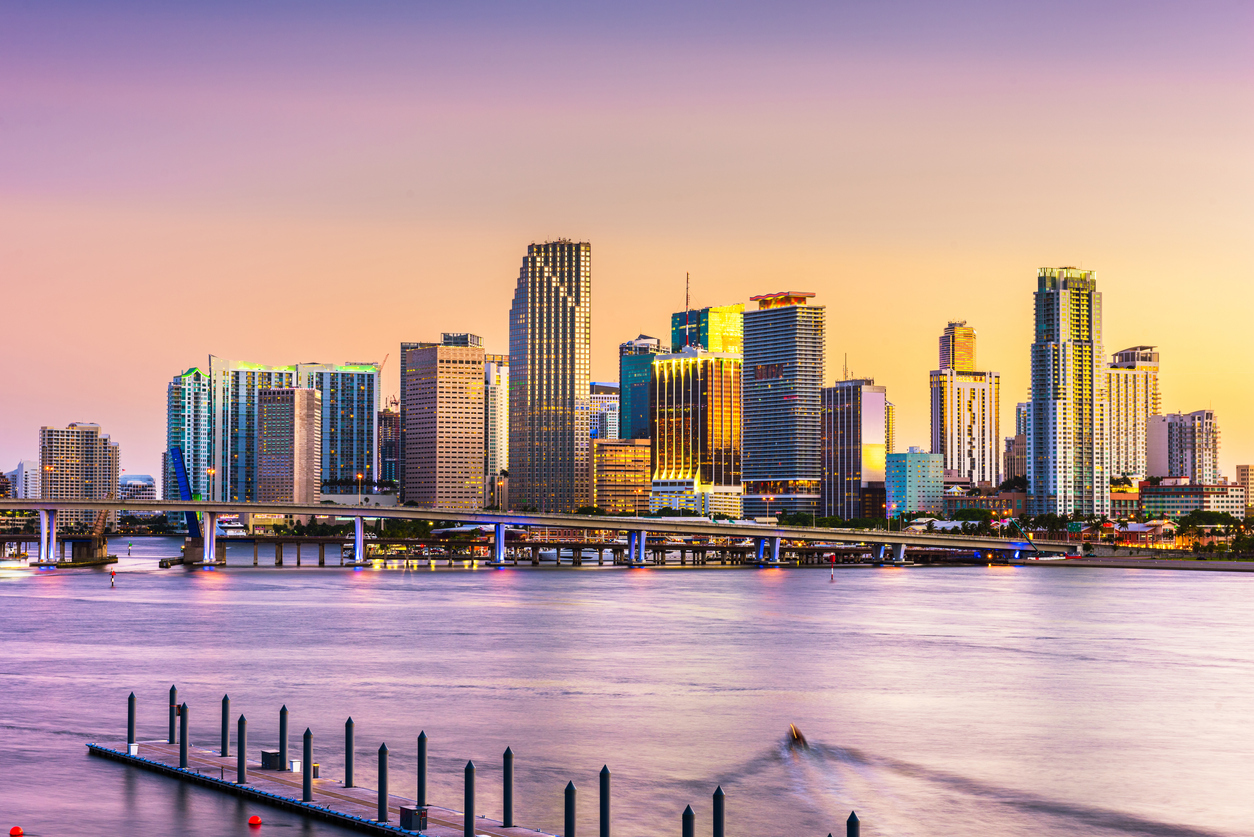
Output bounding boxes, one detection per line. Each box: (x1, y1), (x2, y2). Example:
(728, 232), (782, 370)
(755, 538), (766, 563)
(494, 523), (506, 565)
(891, 543), (906, 563)
(872, 544), (886, 562)
(627, 532), (637, 563)
(204, 512), (218, 564)
(638, 531), (648, 565)
(771, 537), (781, 563)
(354, 516), (365, 563)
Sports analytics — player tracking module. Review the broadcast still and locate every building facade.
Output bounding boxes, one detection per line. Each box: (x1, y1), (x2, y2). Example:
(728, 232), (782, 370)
(1027, 267), (1110, 516)
(1236, 465), (1253, 515)
(742, 292), (825, 517)
(256, 388), (322, 505)
(820, 379), (891, 519)
(671, 304), (744, 353)
(119, 474), (159, 517)
(618, 335), (664, 440)
(164, 366), (212, 501)
(590, 382), (620, 440)
(591, 439), (652, 515)
(1107, 346), (1160, 481)
(930, 321), (1000, 486)
(39, 423), (121, 528)
(1139, 480), (1246, 520)
(297, 363), (381, 496)
(508, 240), (593, 512)
(3, 460), (41, 500)
(886, 447), (944, 518)
(378, 398), (400, 488)
(404, 336), (486, 510)
(484, 354), (509, 508)
(649, 347), (743, 518)
(1147, 410), (1221, 484)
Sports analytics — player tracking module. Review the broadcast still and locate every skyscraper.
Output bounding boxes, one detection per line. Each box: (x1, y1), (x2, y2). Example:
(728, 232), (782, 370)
(742, 292), (825, 517)
(208, 357), (299, 502)
(39, 422), (120, 528)
(618, 335), (664, 440)
(257, 388), (322, 505)
(378, 398), (400, 488)
(649, 346), (743, 517)
(1147, 410), (1221, 484)
(930, 321), (1000, 485)
(509, 240), (592, 512)
(591, 438), (652, 515)
(821, 379), (891, 519)
(1027, 267), (1110, 516)
(297, 363), (381, 495)
(484, 354), (509, 509)
(2, 460), (40, 500)
(404, 335), (486, 510)
(119, 474), (158, 517)
(590, 382), (620, 440)
(671, 304), (744, 353)
(164, 367), (212, 501)
(1107, 346), (1161, 481)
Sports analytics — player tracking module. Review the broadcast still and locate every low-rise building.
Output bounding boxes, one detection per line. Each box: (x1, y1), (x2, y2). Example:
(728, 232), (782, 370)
(1138, 480), (1246, 520)
(1110, 489), (1139, 520)
(944, 491), (1027, 517)
(591, 439), (651, 515)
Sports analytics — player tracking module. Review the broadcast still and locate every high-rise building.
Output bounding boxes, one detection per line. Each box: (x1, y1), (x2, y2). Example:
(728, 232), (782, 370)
(509, 240), (592, 512)
(821, 379), (891, 519)
(164, 367), (211, 501)
(297, 363), (381, 495)
(378, 398), (400, 488)
(1236, 465), (1253, 515)
(1107, 346), (1161, 481)
(39, 422), (120, 528)
(207, 357), (378, 502)
(1003, 435), (1027, 482)
(591, 439), (652, 515)
(1027, 267), (1110, 516)
(649, 347), (743, 517)
(404, 335), (486, 510)
(618, 335), (664, 440)
(0, 474), (10, 499)
(119, 474), (159, 517)
(257, 388), (322, 505)
(886, 447), (944, 517)
(671, 304), (744, 353)
(590, 382), (620, 440)
(930, 322), (1000, 486)
(742, 292), (825, 517)
(3, 460), (41, 500)
(484, 354), (509, 509)
(1147, 410), (1221, 484)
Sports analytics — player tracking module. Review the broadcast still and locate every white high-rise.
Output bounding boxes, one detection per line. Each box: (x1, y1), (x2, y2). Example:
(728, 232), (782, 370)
(1027, 267), (1110, 517)
(484, 354), (510, 508)
(3, 460), (41, 499)
(929, 321), (1001, 485)
(1106, 346), (1160, 481)
(1147, 410), (1220, 484)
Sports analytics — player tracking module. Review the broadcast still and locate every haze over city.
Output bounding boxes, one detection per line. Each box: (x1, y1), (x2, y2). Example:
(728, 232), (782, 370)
(2, 0), (1251, 480)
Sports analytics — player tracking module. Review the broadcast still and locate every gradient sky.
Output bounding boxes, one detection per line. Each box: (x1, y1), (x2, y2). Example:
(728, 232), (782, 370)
(2, 1), (1251, 484)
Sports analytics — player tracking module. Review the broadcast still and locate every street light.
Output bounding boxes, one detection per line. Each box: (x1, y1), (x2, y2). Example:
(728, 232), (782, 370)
(357, 472), (364, 503)
(207, 467), (216, 501)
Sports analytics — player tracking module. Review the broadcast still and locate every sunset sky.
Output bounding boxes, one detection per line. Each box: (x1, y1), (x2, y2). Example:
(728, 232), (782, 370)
(2, 1), (1251, 484)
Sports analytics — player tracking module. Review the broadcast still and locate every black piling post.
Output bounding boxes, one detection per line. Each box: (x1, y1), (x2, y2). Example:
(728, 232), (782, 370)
(168, 684), (177, 743)
(682, 805), (694, 837)
(345, 718), (355, 788)
(127, 692), (135, 749)
(221, 694), (230, 757)
(503, 747), (514, 827)
(464, 760), (476, 837)
(599, 766), (610, 837)
(378, 743), (389, 822)
(303, 728), (313, 802)
(565, 780), (577, 837)
(713, 786), (725, 837)
(179, 703), (189, 768)
(237, 715), (247, 783)
(279, 705), (289, 770)
(847, 811), (860, 837)
(417, 730), (427, 807)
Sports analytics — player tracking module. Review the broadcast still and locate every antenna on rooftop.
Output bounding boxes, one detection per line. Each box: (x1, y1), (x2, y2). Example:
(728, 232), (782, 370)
(843, 353), (848, 381)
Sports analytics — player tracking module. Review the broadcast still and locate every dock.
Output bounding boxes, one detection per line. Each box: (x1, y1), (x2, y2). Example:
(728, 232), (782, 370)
(88, 740), (553, 837)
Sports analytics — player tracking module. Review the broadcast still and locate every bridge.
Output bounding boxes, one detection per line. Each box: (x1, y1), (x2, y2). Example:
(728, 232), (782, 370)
(0, 499), (1066, 567)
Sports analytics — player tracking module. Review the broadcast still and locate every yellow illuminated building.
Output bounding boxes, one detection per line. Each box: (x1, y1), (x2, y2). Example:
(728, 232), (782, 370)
(591, 439), (652, 514)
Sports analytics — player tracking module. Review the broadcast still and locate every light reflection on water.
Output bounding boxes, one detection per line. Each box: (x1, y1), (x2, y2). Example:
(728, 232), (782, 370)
(0, 536), (1252, 837)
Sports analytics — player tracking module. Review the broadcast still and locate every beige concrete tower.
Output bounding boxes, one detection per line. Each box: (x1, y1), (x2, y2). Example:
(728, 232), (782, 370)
(404, 335), (486, 510)
(257, 388), (322, 505)
(39, 422), (120, 527)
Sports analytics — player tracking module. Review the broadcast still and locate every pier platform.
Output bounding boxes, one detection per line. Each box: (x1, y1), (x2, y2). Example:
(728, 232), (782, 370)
(88, 741), (554, 837)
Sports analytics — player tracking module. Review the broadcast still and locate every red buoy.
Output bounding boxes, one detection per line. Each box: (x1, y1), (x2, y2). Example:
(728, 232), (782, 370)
(11, 827), (25, 836)
(248, 815), (262, 826)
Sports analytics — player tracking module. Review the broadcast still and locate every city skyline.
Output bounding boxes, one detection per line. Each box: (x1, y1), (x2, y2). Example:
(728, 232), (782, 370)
(2, 3), (1251, 483)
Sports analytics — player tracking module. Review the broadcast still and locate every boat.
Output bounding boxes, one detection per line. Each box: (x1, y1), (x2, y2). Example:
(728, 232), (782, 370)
(788, 724), (809, 750)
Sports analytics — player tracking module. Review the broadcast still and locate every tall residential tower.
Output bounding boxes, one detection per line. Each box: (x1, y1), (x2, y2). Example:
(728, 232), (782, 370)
(1027, 267), (1110, 516)
(1107, 346), (1160, 481)
(930, 321), (1001, 486)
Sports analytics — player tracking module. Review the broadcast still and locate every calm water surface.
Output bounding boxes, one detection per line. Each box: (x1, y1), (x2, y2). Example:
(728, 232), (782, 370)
(1, 537), (1252, 836)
